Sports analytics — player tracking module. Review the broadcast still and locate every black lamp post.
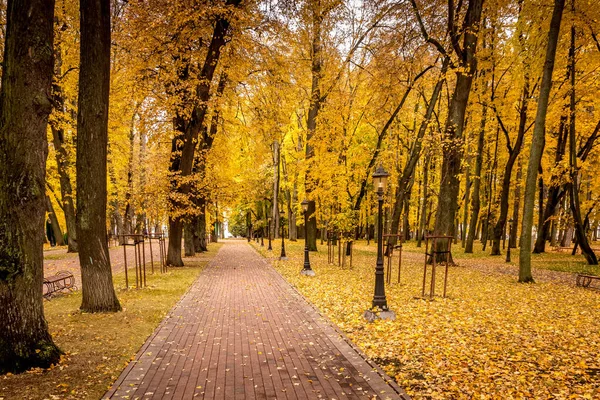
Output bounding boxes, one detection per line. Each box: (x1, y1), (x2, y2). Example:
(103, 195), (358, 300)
(364, 164), (395, 322)
(279, 210), (287, 260)
(506, 219), (513, 263)
(267, 217), (273, 251)
(301, 199), (315, 276)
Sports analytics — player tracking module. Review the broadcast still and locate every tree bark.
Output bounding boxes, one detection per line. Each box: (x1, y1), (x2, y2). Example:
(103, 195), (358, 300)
(272, 140), (281, 239)
(510, 160), (522, 248)
(433, 0), (484, 262)
(566, 15), (597, 265)
(76, 0), (121, 312)
(519, 0), (565, 282)
(417, 156), (430, 247)
(304, 0), (323, 252)
(490, 79), (529, 255)
(465, 99), (488, 253)
(166, 1), (239, 266)
(0, 0), (62, 373)
(50, 32), (78, 252)
(389, 61), (447, 246)
(46, 195), (65, 246)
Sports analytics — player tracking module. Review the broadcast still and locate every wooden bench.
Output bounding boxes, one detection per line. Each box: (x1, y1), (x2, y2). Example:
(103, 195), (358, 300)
(43, 271), (75, 298)
(552, 246), (572, 252)
(576, 274), (600, 290)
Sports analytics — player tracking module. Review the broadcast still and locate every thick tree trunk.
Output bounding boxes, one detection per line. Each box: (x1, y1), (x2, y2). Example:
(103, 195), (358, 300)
(0, 0), (62, 373)
(184, 222), (195, 257)
(76, 0), (121, 312)
(166, 2), (239, 266)
(519, 0), (565, 282)
(433, 0), (484, 262)
(304, 1), (323, 252)
(167, 217), (184, 266)
(46, 195), (65, 246)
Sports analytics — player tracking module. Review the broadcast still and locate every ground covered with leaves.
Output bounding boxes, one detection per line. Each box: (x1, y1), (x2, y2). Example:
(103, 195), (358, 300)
(0, 244), (221, 400)
(253, 239), (600, 399)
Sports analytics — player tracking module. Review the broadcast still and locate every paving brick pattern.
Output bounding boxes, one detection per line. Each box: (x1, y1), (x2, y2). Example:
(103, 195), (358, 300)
(104, 240), (407, 400)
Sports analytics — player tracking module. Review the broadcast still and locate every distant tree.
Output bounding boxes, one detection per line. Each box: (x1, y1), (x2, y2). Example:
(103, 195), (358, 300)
(0, 0), (62, 373)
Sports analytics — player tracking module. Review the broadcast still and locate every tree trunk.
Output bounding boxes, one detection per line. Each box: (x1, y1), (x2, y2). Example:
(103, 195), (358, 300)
(417, 156), (430, 247)
(462, 160), (471, 248)
(491, 80), (529, 255)
(390, 60), (448, 246)
(566, 16), (597, 265)
(166, 1), (239, 266)
(0, 0), (62, 373)
(510, 160), (522, 248)
(304, 1), (323, 252)
(195, 198), (208, 252)
(76, 0), (121, 312)
(519, 0), (565, 282)
(272, 140), (281, 239)
(184, 222), (195, 257)
(46, 195), (65, 246)
(433, 0), (484, 262)
(465, 99), (488, 253)
(50, 14), (78, 253)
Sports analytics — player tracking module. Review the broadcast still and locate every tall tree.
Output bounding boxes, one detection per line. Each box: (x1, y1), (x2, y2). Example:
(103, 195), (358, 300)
(412, 0), (485, 260)
(519, 0), (565, 282)
(166, 0), (240, 266)
(76, 0), (121, 312)
(50, 18), (78, 252)
(0, 0), (62, 373)
(566, 6), (597, 265)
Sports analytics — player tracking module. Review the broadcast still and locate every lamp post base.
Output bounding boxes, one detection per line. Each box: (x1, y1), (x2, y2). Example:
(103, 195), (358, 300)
(279, 256), (288, 261)
(363, 309), (396, 322)
(301, 269), (315, 276)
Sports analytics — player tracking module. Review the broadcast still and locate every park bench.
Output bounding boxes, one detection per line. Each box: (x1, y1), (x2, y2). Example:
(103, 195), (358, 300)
(43, 271), (76, 298)
(576, 274), (600, 290)
(552, 246), (573, 252)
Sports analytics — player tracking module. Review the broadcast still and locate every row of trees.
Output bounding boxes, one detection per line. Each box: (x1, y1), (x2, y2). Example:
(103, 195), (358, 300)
(0, 0), (238, 373)
(218, 0), (600, 280)
(1, 0), (600, 375)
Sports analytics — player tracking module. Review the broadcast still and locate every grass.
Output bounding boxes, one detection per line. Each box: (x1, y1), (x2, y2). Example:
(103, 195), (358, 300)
(252, 239), (600, 399)
(0, 243), (221, 400)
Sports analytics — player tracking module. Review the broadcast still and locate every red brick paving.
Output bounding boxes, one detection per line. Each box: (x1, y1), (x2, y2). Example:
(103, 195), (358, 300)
(103, 240), (408, 400)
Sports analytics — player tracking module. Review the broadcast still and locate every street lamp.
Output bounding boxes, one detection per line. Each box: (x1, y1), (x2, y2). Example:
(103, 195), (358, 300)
(506, 219), (513, 263)
(364, 164), (395, 322)
(267, 217), (273, 251)
(279, 210), (287, 260)
(301, 199), (315, 276)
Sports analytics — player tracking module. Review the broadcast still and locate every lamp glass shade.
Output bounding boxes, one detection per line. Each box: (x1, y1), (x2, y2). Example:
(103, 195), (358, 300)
(301, 199), (309, 212)
(372, 164), (390, 191)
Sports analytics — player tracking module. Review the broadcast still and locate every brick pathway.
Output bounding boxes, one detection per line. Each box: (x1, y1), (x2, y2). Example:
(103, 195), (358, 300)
(104, 240), (408, 400)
